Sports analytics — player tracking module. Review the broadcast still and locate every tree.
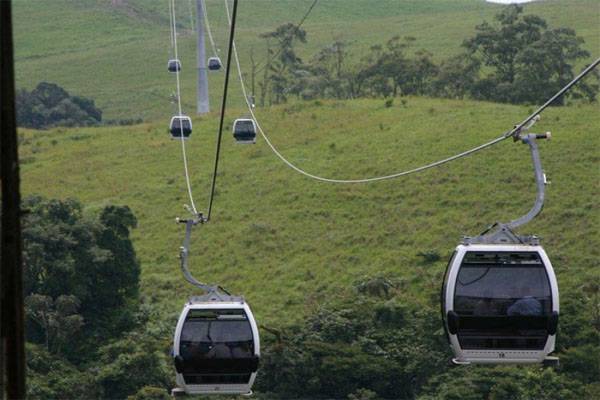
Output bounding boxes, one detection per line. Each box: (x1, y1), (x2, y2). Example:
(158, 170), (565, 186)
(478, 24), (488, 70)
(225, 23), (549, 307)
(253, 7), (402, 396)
(260, 23), (307, 104)
(463, 5), (594, 104)
(96, 334), (171, 399)
(355, 36), (438, 98)
(464, 6), (547, 84)
(21, 196), (140, 358)
(26, 343), (104, 399)
(430, 54), (480, 99)
(25, 294), (84, 354)
(16, 82), (102, 129)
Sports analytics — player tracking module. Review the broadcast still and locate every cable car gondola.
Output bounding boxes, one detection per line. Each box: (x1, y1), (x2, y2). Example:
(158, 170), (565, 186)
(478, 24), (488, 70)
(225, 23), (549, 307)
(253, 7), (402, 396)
(170, 116), (192, 139)
(442, 129), (559, 366)
(232, 118), (257, 144)
(171, 218), (260, 396)
(168, 59), (182, 73)
(173, 294), (260, 395)
(208, 57), (222, 71)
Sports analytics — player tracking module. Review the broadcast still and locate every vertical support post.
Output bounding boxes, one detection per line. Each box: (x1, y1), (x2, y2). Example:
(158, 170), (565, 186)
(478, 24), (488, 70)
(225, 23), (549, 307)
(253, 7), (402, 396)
(196, 0), (209, 114)
(0, 1), (27, 398)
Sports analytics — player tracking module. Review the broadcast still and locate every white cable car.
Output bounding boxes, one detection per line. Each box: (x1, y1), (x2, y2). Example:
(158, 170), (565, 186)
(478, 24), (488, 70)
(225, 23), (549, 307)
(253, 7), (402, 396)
(442, 129), (559, 366)
(170, 116), (192, 139)
(168, 59), (182, 73)
(208, 57), (222, 71)
(171, 219), (261, 396)
(442, 240), (559, 365)
(232, 118), (257, 144)
(173, 295), (260, 395)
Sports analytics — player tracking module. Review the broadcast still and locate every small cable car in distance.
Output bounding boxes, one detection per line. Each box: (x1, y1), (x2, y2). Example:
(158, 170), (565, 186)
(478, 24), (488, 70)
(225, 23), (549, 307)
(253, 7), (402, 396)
(170, 116), (192, 139)
(233, 118), (257, 144)
(173, 294), (260, 395)
(171, 218), (261, 396)
(208, 57), (222, 71)
(168, 59), (182, 73)
(442, 124), (560, 366)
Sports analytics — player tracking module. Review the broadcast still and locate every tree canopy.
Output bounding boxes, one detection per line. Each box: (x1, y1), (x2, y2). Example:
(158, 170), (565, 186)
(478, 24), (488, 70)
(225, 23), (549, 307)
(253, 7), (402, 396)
(16, 82), (102, 129)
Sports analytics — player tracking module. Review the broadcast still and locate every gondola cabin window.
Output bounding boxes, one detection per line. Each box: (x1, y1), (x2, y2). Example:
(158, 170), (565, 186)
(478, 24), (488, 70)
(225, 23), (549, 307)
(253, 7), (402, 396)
(180, 309), (254, 360)
(453, 251), (553, 350)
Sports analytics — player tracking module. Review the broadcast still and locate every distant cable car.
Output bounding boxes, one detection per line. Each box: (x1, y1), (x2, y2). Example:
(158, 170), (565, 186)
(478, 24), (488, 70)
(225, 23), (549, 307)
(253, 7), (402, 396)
(170, 116), (192, 139)
(442, 128), (559, 366)
(208, 57), (222, 71)
(168, 59), (182, 73)
(232, 118), (257, 144)
(172, 295), (260, 395)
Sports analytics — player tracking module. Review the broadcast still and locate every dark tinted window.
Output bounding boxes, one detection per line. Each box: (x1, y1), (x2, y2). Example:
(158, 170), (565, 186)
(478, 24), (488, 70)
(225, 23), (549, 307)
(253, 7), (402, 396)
(235, 121), (255, 135)
(455, 252), (551, 316)
(453, 252), (553, 350)
(180, 309), (254, 360)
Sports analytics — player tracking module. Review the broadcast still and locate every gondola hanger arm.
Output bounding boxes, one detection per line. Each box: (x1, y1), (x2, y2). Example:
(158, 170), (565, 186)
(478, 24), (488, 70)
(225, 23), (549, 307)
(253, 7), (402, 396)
(176, 215), (223, 295)
(505, 127), (551, 230)
(464, 118), (551, 245)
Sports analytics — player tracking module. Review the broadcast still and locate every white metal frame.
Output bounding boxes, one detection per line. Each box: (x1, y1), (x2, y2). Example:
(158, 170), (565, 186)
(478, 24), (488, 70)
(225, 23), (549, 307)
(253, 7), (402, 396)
(232, 118), (257, 144)
(444, 244), (559, 364)
(173, 300), (260, 395)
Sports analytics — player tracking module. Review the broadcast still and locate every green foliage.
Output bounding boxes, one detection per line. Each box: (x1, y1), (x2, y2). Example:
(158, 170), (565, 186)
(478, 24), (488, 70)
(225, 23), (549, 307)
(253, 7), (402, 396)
(96, 333), (172, 399)
(256, 281), (449, 398)
(21, 196), (140, 348)
(464, 5), (596, 104)
(26, 343), (104, 400)
(25, 294), (84, 354)
(127, 386), (171, 400)
(257, 7), (595, 106)
(260, 23), (308, 105)
(16, 82), (102, 129)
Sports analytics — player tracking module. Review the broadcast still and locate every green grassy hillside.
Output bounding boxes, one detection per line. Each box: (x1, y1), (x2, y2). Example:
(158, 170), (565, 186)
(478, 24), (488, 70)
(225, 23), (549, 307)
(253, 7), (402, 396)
(13, 0), (600, 121)
(19, 96), (600, 328)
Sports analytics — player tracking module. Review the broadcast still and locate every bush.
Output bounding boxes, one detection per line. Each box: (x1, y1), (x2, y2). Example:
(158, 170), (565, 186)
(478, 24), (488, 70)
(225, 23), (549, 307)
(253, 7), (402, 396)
(16, 82), (102, 129)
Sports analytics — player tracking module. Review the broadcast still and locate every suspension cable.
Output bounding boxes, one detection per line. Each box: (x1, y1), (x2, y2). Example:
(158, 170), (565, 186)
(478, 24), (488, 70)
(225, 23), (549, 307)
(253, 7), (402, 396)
(206, 0), (238, 220)
(224, 0), (505, 183)
(186, 0), (195, 32)
(170, 0), (199, 214)
(254, 0), (319, 76)
(201, 0), (220, 57)
(223, 0), (599, 184)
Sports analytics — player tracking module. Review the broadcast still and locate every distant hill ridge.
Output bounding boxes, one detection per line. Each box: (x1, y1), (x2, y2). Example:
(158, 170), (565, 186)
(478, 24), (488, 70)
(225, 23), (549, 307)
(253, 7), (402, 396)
(12, 0), (599, 120)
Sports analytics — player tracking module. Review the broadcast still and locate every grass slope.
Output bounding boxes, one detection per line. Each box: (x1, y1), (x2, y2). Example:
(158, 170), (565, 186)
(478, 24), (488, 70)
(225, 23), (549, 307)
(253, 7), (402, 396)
(13, 0), (600, 120)
(19, 97), (600, 328)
